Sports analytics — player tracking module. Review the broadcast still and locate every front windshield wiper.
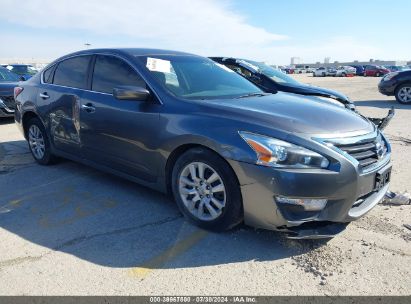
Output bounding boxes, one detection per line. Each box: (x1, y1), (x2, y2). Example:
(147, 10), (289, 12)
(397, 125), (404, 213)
(236, 92), (271, 99)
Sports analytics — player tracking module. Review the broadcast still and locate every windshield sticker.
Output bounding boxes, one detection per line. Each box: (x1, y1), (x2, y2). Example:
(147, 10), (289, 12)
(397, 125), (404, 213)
(216, 63), (235, 73)
(146, 57), (171, 73)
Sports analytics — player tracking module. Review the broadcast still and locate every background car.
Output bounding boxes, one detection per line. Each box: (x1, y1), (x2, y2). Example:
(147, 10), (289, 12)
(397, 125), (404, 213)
(335, 66), (356, 77)
(378, 70), (411, 104)
(283, 67), (294, 74)
(313, 67), (336, 77)
(364, 65), (390, 77)
(0, 66), (19, 118)
(351, 65), (365, 76)
(210, 57), (355, 110)
(2, 64), (38, 80)
(384, 65), (408, 72)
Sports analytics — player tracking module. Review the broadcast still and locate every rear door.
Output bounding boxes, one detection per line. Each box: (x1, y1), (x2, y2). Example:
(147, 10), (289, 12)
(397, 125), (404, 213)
(80, 54), (161, 182)
(40, 55), (92, 157)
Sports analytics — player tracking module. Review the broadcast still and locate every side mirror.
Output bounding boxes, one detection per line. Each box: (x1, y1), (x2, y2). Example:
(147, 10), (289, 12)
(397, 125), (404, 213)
(113, 86), (150, 101)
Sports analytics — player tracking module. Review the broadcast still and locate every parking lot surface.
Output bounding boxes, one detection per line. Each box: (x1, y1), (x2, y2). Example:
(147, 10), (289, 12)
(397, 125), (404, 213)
(0, 75), (410, 295)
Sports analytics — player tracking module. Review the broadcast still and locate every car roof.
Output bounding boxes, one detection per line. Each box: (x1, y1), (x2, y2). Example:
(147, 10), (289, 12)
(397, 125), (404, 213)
(62, 48), (196, 58)
(4, 64), (32, 67)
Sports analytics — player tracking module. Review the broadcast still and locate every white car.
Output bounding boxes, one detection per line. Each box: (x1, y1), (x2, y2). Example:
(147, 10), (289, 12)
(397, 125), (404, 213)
(313, 67), (336, 77)
(335, 66), (356, 77)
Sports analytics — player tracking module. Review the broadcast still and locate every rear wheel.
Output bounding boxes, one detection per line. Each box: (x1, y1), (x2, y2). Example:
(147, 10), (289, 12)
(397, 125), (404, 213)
(342, 72), (347, 77)
(171, 147), (243, 231)
(26, 117), (56, 165)
(395, 83), (411, 104)
(376, 72), (381, 77)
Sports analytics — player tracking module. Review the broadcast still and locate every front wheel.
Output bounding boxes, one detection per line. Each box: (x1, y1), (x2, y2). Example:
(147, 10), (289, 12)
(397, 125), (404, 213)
(395, 83), (411, 104)
(172, 147), (243, 231)
(26, 117), (56, 165)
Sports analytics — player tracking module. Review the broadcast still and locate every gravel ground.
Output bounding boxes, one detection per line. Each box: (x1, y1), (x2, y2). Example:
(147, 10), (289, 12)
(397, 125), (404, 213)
(0, 74), (410, 295)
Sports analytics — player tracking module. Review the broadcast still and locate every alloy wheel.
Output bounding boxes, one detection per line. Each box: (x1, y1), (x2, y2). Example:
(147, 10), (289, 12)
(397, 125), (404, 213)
(398, 86), (411, 103)
(178, 162), (226, 221)
(28, 125), (45, 159)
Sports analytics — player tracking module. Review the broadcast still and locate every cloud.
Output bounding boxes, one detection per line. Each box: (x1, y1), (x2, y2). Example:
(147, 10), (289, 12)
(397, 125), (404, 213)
(0, 0), (286, 55)
(0, 1), (394, 65)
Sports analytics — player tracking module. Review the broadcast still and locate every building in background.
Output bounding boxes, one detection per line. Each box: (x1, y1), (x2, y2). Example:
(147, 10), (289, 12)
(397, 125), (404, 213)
(290, 57), (301, 65)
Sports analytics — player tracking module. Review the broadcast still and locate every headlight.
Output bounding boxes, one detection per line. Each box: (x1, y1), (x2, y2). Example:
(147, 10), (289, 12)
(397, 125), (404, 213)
(239, 132), (329, 169)
(383, 72), (399, 81)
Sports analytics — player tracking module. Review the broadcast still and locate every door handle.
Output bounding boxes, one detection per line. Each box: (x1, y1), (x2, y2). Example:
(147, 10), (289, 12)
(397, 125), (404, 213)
(39, 92), (50, 99)
(81, 103), (96, 113)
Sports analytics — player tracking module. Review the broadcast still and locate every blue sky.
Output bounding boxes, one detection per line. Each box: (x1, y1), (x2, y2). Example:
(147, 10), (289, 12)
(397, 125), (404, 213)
(1, 0), (409, 64)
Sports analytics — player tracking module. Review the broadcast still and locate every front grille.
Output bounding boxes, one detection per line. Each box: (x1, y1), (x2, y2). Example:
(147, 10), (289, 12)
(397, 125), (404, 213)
(0, 96), (16, 110)
(333, 134), (388, 169)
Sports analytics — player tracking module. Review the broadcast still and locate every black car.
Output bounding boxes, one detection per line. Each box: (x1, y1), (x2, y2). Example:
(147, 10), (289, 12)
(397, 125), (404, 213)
(0, 66), (19, 118)
(379, 70), (411, 104)
(14, 48), (393, 238)
(210, 57), (355, 111)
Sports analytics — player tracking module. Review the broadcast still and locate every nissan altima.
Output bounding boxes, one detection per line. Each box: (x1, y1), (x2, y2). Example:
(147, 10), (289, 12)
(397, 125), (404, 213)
(14, 48), (392, 238)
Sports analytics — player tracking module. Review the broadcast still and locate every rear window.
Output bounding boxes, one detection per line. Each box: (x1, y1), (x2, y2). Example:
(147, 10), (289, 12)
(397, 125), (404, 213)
(53, 56), (91, 89)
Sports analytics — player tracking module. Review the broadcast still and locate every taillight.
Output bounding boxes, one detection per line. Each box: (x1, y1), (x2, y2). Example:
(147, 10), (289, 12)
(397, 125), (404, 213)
(14, 87), (23, 99)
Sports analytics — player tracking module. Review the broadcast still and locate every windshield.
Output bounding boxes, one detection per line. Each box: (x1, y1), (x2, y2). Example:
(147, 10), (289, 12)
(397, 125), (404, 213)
(0, 67), (19, 82)
(137, 55), (263, 100)
(240, 59), (300, 85)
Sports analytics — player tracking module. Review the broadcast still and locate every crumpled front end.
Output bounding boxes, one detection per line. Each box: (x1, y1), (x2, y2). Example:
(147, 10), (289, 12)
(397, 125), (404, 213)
(228, 130), (392, 239)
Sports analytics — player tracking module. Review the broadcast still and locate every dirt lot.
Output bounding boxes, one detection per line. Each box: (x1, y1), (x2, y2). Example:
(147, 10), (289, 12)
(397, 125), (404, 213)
(0, 74), (410, 295)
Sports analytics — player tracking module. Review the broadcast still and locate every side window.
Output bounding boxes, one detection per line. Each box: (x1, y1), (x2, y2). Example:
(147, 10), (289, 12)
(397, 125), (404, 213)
(43, 65), (54, 84)
(53, 56), (91, 89)
(92, 55), (146, 94)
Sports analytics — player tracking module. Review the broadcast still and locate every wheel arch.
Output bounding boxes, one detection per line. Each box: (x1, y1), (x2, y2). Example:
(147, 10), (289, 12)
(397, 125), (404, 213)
(164, 143), (241, 196)
(22, 111), (42, 139)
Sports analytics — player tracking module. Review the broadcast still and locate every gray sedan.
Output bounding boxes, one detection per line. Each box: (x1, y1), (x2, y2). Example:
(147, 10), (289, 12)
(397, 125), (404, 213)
(14, 48), (391, 238)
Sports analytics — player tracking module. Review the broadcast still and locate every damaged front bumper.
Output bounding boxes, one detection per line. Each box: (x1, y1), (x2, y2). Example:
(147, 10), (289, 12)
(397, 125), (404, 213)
(227, 130), (392, 239)
(367, 107), (395, 131)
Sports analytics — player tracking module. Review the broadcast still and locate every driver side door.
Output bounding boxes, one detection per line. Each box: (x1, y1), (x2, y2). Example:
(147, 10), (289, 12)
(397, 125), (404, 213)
(80, 54), (161, 183)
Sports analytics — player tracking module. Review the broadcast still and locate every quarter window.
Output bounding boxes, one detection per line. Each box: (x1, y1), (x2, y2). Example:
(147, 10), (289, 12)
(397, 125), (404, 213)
(43, 65), (54, 84)
(53, 56), (91, 89)
(92, 55), (146, 94)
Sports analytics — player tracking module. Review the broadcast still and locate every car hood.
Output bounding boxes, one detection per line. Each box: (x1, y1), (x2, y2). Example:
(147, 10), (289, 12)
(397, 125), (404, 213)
(207, 92), (373, 135)
(0, 82), (18, 96)
(282, 83), (350, 103)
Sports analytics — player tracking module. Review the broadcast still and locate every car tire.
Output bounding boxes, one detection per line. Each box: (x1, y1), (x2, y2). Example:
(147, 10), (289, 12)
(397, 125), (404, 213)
(342, 72), (346, 77)
(322, 72), (326, 77)
(26, 117), (56, 165)
(395, 83), (411, 104)
(376, 72), (381, 77)
(171, 147), (243, 231)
